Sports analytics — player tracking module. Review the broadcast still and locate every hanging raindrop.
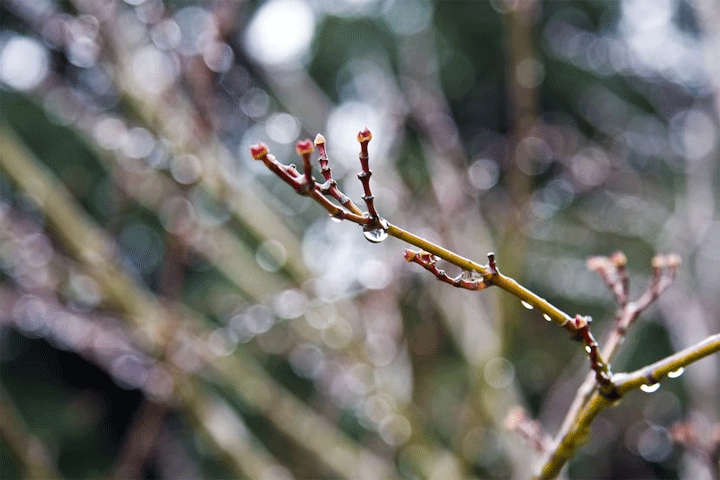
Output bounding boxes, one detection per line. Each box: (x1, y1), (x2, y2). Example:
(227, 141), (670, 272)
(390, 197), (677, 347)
(640, 383), (660, 393)
(667, 367), (684, 378)
(363, 227), (388, 243)
(362, 218), (389, 244)
(329, 214), (342, 223)
(521, 300), (534, 310)
(543, 313), (552, 322)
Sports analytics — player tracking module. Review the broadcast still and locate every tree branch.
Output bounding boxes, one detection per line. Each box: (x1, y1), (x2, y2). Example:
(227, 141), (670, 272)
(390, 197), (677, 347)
(535, 332), (720, 479)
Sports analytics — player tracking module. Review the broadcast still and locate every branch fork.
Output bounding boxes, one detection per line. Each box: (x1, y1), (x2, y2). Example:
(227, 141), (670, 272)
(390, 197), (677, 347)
(405, 249), (497, 290)
(250, 130), (389, 234)
(404, 249), (492, 290)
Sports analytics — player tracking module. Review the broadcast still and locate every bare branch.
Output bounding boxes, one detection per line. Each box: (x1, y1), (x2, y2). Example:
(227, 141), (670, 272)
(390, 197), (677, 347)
(404, 249), (491, 291)
(505, 406), (552, 455)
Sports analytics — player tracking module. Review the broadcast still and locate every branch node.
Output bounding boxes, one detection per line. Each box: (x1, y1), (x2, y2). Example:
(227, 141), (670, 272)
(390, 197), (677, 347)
(567, 314), (614, 388)
(487, 252), (498, 274)
(504, 406), (552, 454)
(405, 249), (491, 290)
(296, 139), (315, 194)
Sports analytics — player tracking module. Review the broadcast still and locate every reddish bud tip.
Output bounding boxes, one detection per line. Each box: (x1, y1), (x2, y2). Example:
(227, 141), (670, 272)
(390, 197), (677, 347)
(404, 249), (417, 262)
(314, 133), (326, 146)
(571, 314), (588, 329)
(651, 255), (666, 269)
(296, 139), (314, 155)
(666, 254), (681, 268)
(586, 256), (607, 272)
(357, 128), (372, 143)
(503, 406), (527, 430)
(250, 142), (269, 160)
(610, 251), (627, 267)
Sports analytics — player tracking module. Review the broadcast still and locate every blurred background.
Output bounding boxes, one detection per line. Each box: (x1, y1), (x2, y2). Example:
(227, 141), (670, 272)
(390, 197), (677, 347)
(1, 0), (719, 478)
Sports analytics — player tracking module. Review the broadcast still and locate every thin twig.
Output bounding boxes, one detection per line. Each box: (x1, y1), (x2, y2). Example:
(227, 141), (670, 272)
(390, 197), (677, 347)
(504, 406), (552, 454)
(404, 250), (491, 291)
(0, 382), (64, 480)
(356, 128), (379, 219)
(314, 134), (364, 215)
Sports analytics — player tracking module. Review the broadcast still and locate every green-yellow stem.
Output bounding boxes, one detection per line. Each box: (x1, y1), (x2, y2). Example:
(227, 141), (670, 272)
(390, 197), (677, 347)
(535, 332), (720, 479)
(386, 223), (572, 326)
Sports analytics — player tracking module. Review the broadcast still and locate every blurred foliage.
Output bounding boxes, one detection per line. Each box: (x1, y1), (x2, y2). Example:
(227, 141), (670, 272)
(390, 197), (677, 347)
(1, 0), (719, 479)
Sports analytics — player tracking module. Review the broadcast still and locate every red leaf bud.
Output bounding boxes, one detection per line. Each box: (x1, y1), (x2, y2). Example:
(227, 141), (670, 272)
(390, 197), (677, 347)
(357, 128), (372, 143)
(296, 139), (314, 155)
(250, 142), (269, 160)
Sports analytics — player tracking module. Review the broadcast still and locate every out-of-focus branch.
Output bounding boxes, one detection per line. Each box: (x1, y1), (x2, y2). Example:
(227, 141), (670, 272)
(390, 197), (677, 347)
(504, 406), (552, 454)
(598, 252), (682, 362)
(504, 0), (541, 204)
(18, 67), (290, 299)
(1, 125), (164, 343)
(1, 281), (284, 480)
(0, 126), (396, 479)
(112, 401), (167, 480)
(67, 0), (310, 283)
(670, 417), (720, 480)
(0, 382), (64, 480)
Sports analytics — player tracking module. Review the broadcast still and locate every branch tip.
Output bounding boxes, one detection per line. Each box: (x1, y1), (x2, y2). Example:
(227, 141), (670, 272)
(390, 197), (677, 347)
(571, 314), (588, 330)
(295, 139), (314, 156)
(314, 133), (326, 146)
(652, 253), (682, 269)
(250, 142), (269, 160)
(403, 249), (416, 262)
(610, 251), (627, 267)
(357, 128), (372, 143)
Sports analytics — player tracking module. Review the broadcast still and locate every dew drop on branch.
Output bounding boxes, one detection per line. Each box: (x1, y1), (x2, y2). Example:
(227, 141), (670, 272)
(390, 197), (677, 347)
(543, 313), (552, 321)
(640, 383), (660, 393)
(667, 367), (684, 378)
(363, 228), (388, 243)
(521, 300), (534, 310)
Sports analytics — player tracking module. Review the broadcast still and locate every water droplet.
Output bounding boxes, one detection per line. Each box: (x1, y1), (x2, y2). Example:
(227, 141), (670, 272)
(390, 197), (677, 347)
(521, 300), (534, 310)
(363, 227), (388, 243)
(329, 214), (342, 223)
(585, 345), (592, 353)
(256, 239), (287, 273)
(640, 383), (660, 393)
(543, 313), (552, 321)
(667, 367), (684, 378)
